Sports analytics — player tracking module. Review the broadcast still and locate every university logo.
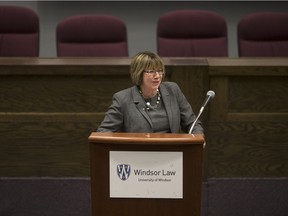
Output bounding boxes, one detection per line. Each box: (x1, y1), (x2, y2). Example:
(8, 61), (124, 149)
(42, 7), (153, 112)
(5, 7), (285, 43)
(117, 164), (131, 181)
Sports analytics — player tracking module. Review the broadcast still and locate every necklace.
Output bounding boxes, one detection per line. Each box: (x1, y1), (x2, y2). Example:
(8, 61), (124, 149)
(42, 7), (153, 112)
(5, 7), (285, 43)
(139, 89), (161, 111)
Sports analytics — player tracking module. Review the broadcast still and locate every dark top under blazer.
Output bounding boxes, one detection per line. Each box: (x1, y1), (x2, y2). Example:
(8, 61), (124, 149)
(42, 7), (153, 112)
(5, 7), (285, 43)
(97, 81), (203, 134)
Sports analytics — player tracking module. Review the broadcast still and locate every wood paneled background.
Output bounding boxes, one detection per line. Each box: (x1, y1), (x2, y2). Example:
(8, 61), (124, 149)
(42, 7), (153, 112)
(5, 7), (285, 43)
(0, 57), (287, 178)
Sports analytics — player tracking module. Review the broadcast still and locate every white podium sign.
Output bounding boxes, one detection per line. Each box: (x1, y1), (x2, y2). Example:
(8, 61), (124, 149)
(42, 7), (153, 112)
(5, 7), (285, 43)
(109, 151), (183, 199)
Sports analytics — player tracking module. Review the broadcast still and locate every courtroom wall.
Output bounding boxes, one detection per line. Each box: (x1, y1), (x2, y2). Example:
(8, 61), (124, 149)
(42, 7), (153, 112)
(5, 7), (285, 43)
(1, 1), (288, 57)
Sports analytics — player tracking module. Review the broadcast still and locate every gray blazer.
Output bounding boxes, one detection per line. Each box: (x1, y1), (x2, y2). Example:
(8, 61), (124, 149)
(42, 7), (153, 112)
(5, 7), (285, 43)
(97, 81), (203, 134)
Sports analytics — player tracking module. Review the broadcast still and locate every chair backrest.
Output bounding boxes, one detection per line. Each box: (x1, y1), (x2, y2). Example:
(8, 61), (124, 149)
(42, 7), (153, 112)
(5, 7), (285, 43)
(56, 14), (128, 57)
(0, 6), (39, 57)
(238, 12), (288, 57)
(157, 10), (228, 57)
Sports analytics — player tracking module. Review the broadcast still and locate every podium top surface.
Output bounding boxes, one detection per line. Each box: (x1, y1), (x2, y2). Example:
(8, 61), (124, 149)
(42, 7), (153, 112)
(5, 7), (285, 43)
(88, 132), (204, 145)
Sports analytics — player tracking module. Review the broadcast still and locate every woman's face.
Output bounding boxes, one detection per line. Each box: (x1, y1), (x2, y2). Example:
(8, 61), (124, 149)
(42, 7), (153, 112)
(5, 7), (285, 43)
(141, 69), (164, 92)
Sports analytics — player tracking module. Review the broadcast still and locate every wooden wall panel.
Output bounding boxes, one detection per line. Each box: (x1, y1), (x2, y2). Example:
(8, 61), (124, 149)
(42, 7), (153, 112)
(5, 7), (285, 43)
(0, 57), (287, 178)
(228, 76), (287, 113)
(206, 59), (288, 178)
(0, 121), (94, 176)
(0, 75), (130, 112)
(0, 59), (132, 177)
(0, 58), (208, 177)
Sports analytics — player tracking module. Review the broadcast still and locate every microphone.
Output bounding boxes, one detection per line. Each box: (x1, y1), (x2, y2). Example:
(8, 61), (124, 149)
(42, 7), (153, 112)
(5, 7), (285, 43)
(202, 90), (215, 108)
(188, 90), (215, 134)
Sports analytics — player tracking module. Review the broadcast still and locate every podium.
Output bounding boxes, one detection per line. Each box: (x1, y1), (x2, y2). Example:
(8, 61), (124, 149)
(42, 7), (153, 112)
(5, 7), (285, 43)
(88, 132), (205, 216)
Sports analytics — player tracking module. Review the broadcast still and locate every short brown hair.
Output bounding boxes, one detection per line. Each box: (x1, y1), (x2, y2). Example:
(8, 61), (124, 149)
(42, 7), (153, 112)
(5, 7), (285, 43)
(130, 51), (165, 85)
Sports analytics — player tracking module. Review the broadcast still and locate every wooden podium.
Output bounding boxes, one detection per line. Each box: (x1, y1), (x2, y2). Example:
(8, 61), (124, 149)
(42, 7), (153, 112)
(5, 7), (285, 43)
(88, 132), (205, 216)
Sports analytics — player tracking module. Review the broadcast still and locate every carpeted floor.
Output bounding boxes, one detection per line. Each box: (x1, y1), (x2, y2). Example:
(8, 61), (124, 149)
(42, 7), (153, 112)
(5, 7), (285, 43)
(0, 177), (287, 216)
